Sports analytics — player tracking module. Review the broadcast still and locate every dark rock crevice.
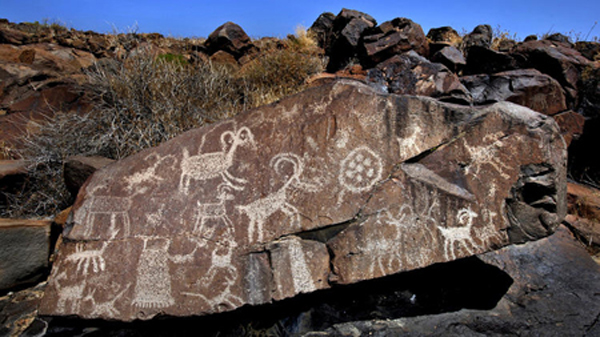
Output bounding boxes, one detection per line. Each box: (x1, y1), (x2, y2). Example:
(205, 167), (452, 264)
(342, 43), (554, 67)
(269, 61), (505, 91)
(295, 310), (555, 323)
(41, 256), (513, 336)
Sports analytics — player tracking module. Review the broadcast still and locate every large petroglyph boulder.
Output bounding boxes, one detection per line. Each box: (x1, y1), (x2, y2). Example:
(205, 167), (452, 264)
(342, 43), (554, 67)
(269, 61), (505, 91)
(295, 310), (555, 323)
(40, 80), (566, 321)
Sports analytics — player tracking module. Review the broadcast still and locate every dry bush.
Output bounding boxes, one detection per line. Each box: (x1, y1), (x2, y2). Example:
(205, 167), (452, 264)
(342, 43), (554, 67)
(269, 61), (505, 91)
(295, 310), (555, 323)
(1, 113), (113, 217)
(3, 28), (324, 218)
(87, 53), (246, 158)
(490, 25), (518, 50)
(241, 27), (325, 106)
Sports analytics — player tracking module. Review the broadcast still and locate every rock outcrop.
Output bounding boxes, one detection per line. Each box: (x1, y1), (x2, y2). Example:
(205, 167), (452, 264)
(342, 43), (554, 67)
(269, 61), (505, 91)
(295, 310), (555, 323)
(0, 219), (51, 292)
(310, 225), (600, 337)
(40, 80), (566, 321)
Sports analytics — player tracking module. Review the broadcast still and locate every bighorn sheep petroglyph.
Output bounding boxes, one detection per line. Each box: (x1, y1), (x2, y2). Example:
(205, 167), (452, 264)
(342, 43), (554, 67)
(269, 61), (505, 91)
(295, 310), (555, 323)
(179, 127), (255, 194)
(237, 153), (318, 243)
(438, 207), (479, 260)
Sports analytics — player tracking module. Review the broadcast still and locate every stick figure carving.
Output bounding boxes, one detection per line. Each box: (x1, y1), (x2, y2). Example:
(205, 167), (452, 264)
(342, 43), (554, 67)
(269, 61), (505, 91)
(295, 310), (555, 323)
(179, 127), (255, 194)
(237, 153), (319, 243)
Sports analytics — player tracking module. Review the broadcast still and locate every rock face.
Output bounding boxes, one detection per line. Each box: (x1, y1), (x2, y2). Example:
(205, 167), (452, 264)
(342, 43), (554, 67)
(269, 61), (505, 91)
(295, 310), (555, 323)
(311, 225), (600, 336)
(0, 219), (51, 293)
(204, 22), (255, 61)
(461, 69), (567, 115)
(368, 51), (471, 103)
(361, 17), (429, 67)
(39, 80), (567, 322)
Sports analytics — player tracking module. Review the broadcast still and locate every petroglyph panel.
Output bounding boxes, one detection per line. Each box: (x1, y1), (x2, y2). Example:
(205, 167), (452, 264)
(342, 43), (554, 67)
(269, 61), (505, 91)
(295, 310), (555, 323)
(41, 81), (566, 321)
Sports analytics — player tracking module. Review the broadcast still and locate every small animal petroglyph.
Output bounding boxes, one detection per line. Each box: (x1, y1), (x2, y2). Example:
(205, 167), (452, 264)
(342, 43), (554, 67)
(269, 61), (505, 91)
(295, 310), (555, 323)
(438, 207), (479, 260)
(54, 271), (85, 313)
(397, 125), (423, 159)
(462, 132), (511, 180)
(237, 153), (319, 243)
(179, 127), (255, 194)
(66, 242), (108, 275)
(83, 285), (130, 317)
(194, 184), (235, 237)
(124, 153), (176, 191)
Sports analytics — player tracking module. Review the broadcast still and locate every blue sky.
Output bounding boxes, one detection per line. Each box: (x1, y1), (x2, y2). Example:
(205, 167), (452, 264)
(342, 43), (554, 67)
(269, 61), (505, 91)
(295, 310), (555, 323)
(2, 0), (599, 41)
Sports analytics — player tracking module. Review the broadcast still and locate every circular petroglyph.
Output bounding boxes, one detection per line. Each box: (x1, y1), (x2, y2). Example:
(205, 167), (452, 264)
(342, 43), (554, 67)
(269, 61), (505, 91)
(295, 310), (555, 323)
(339, 146), (383, 192)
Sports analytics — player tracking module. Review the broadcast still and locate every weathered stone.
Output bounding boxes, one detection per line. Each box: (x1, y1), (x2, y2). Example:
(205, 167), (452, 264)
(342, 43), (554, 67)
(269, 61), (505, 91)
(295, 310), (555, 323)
(0, 282), (47, 337)
(361, 17), (429, 67)
(308, 12), (336, 49)
(545, 33), (572, 45)
(575, 41), (600, 61)
(370, 51), (471, 103)
(204, 22), (254, 60)
(0, 160), (29, 210)
(494, 38), (517, 53)
(0, 219), (51, 292)
(209, 50), (238, 67)
(430, 45), (466, 73)
(553, 110), (585, 146)
(40, 81), (566, 321)
(463, 46), (518, 75)
(326, 9), (377, 72)
(64, 156), (115, 200)
(461, 69), (567, 115)
(426, 26), (461, 46)
(462, 24), (492, 50)
(511, 39), (590, 106)
(313, 226), (600, 336)
(524, 34), (538, 42)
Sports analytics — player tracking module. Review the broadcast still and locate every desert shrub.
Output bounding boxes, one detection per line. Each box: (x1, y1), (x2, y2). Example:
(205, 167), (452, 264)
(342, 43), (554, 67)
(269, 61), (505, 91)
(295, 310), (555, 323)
(1, 113), (113, 217)
(241, 28), (325, 106)
(491, 26), (518, 50)
(2, 28), (324, 218)
(87, 53), (246, 158)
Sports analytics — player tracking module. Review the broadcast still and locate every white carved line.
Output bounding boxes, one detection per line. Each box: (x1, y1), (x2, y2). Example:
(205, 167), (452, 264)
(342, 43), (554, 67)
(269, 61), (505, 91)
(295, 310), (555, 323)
(179, 126), (255, 194)
(438, 207), (479, 260)
(194, 183), (235, 237)
(237, 153), (319, 243)
(65, 242), (108, 275)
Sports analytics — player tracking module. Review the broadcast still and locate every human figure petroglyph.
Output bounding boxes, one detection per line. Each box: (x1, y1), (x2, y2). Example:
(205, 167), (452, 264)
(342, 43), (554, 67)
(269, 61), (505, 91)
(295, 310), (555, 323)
(66, 242), (108, 275)
(438, 207), (479, 260)
(237, 153), (319, 243)
(194, 184), (235, 236)
(179, 126), (255, 194)
(133, 237), (197, 309)
(83, 285), (130, 317)
(368, 193), (440, 276)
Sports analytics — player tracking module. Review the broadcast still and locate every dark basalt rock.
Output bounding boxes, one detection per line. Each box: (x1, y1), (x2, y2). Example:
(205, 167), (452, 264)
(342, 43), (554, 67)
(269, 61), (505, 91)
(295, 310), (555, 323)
(40, 80), (566, 321)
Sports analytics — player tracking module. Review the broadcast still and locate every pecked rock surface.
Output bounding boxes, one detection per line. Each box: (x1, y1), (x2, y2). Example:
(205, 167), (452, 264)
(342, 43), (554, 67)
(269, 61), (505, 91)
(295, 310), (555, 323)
(39, 80), (566, 321)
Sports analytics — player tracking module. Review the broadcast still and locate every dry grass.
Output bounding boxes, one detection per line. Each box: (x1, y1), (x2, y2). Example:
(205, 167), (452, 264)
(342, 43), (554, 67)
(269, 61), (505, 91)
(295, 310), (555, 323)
(1, 28), (324, 218)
